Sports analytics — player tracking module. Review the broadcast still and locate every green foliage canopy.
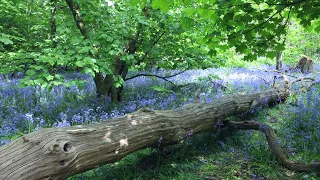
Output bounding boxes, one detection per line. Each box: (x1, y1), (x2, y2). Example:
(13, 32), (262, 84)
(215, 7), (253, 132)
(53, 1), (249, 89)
(0, 0), (319, 90)
(132, 0), (319, 60)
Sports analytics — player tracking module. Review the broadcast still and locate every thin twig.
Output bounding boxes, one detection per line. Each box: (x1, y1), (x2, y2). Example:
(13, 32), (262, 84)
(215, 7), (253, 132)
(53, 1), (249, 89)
(255, 76), (271, 85)
(227, 5), (288, 40)
(125, 73), (176, 85)
(255, 68), (318, 91)
(256, 6), (292, 46)
(136, 31), (166, 65)
(253, 68), (298, 78)
(266, 0), (307, 6)
(290, 77), (315, 87)
(125, 69), (188, 86)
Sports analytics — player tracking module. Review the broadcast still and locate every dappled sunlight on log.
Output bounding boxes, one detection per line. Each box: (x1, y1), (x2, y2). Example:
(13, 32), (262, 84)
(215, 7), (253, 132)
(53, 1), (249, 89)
(103, 131), (112, 143)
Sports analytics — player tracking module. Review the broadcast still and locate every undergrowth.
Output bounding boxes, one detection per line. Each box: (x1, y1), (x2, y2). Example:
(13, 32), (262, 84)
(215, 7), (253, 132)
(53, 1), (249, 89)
(0, 65), (320, 179)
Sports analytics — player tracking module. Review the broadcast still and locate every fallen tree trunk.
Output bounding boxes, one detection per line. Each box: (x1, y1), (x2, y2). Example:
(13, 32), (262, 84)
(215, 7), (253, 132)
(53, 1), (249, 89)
(0, 87), (289, 180)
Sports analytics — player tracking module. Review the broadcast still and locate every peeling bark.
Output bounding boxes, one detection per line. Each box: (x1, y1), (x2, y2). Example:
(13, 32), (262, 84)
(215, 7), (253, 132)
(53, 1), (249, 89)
(0, 88), (290, 180)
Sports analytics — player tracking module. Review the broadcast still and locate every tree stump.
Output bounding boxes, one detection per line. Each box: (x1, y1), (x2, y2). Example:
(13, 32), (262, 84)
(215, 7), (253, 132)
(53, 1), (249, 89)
(293, 56), (314, 73)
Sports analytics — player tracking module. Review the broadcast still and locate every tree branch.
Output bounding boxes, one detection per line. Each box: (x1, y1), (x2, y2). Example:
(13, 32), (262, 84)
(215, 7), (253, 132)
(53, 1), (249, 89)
(225, 0), (303, 42)
(224, 120), (320, 172)
(266, 0), (307, 6)
(256, 6), (292, 46)
(136, 31), (165, 65)
(227, 5), (288, 40)
(65, 0), (88, 39)
(125, 69), (188, 86)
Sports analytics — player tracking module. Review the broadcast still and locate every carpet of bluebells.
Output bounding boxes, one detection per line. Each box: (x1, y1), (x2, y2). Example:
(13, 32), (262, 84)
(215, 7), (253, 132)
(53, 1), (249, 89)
(0, 65), (275, 143)
(1, 65), (320, 178)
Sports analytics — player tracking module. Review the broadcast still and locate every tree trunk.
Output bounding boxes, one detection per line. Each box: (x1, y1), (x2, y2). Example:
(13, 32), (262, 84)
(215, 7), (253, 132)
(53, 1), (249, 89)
(274, 51), (283, 87)
(293, 56), (314, 73)
(0, 87), (290, 180)
(65, 0), (139, 102)
(2, 74), (8, 81)
(276, 51), (283, 71)
(50, 0), (57, 48)
(94, 52), (131, 102)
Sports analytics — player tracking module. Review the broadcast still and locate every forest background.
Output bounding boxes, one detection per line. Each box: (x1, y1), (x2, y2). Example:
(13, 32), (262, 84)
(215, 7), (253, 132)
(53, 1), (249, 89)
(0, 0), (320, 179)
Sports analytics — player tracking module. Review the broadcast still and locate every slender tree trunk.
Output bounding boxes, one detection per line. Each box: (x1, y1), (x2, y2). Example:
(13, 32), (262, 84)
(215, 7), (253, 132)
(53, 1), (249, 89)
(273, 51), (283, 87)
(50, 0), (57, 48)
(2, 74), (8, 81)
(276, 51), (283, 71)
(47, 0), (58, 75)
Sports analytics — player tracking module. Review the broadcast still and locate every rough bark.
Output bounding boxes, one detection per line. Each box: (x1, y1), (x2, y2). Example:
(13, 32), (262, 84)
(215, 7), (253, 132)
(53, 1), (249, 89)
(0, 88), (290, 180)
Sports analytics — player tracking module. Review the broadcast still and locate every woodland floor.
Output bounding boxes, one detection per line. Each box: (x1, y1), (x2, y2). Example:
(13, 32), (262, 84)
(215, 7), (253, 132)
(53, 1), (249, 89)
(1, 64), (320, 179)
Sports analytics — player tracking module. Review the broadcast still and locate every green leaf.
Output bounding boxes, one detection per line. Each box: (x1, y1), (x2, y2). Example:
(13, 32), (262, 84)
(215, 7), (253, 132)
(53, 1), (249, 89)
(198, 9), (214, 19)
(113, 75), (124, 88)
(182, 8), (197, 17)
(34, 78), (45, 85)
(109, 50), (118, 56)
(47, 84), (53, 92)
(315, 24), (320, 32)
(275, 44), (285, 52)
(45, 75), (55, 81)
(54, 74), (63, 79)
(52, 81), (63, 86)
(115, 82), (122, 88)
(151, 85), (173, 93)
(84, 57), (96, 65)
(152, 0), (170, 12)
(83, 67), (95, 76)
(75, 60), (86, 67)
(180, 17), (194, 30)
(0, 37), (13, 45)
(208, 74), (221, 80)
(267, 51), (277, 59)
(130, 0), (139, 6)
(183, 0), (192, 6)
(26, 70), (36, 76)
(31, 65), (44, 70)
